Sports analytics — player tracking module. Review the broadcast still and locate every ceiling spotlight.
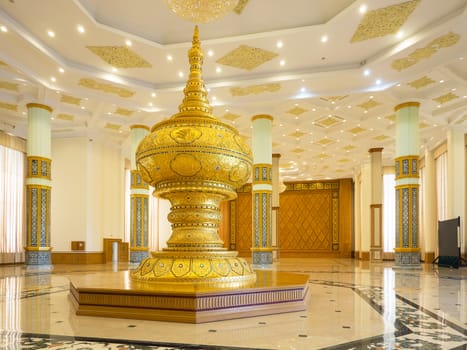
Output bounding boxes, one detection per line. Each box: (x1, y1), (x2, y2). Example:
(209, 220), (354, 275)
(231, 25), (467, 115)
(359, 4), (367, 14)
(50, 76), (56, 82)
(0, 26), (7, 32)
(396, 31), (404, 39)
(277, 41), (283, 48)
(58, 67), (65, 73)
(280, 59), (286, 66)
(363, 69), (371, 76)
(207, 50), (214, 57)
(178, 71), (184, 78)
(167, 55), (173, 61)
(125, 39), (132, 46)
(375, 79), (381, 85)
(47, 30), (55, 38)
(151, 92), (156, 97)
(112, 67), (118, 72)
(321, 35), (328, 43)
(77, 25), (85, 33)
(216, 66), (221, 73)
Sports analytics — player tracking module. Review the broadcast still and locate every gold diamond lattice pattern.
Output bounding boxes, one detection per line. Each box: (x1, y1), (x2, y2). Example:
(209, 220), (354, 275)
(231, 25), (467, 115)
(217, 45), (278, 71)
(357, 99), (380, 110)
(348, 126), (367, 134)
(373, 135), (390, 141)
(351, 0), (420, 42)
(287, 106), (308, 116)
(164, 0), (239, 23)
(279, 191), (332, 251)
(105, 122), (122, 131)
(87, 46), (151, 68)
(314, 115), (345, 128)
(315, 138), (335, 146)
(114, 107), (134, 116)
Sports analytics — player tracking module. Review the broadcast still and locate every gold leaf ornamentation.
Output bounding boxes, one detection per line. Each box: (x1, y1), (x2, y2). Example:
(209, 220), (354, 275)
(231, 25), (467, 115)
(114, 107), (134, 116)
(351, 0), (420, 42)
(385, 114), (396, 122)
(79, 78), (135, 98)
(392, 32), (461, 71)
(216, 45), (278, 71)
(433, 92), (459, 104)
(0, 81), (19, 91)
(320, 96), (348, 103)
(373, 135), (391, 141)
(292, 148), (305, 153)
(230, 83), (280, 96)
(56, 113), (74, 121)
(287, 106), (308, 116)
(234, 0), (249, 14)
(342, 145), (356, 151)
(105, 122), (122, 131)
(407, 76), (436, 89)
(60, 94), (81, 106)
(348, 127), (367, 134)
(289, 131), (306, 138)
(87, 46), (151, 68)
(0, 102), (17, 111)
(315, 138), (335, 146)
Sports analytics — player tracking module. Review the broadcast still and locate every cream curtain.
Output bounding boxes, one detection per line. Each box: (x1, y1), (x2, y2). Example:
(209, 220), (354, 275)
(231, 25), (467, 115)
(0, 144), (25, 258)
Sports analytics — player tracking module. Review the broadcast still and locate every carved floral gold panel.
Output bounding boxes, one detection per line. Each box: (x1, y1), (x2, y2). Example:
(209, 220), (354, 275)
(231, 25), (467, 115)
(357, 99), (380, 110)
(60, 94), (81, 106)
(79, 78), (135, 98)
(351, 0), (420, 42)
(230, 83), (280, 96)
(233, 0), (249, 14)
(407, 76), (435, 89)
(433, 92), (459, 105)
(216, 45), (278, 71)
(314, 115), (344, 128)
(287, 106), (308, 116)
(235, 193), (252, 254)
(0, 81), (19, 92)
(87, 46), (151, 68)
(114, 107), (134, 116)
(392, 32), (461, 71)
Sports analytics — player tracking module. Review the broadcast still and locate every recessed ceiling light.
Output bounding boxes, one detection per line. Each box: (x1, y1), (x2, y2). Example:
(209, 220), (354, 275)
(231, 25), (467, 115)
(363, 69), (371, 76)
(347, 105), (352, 109)
(212, 96), (217, 101)
(451, 88), (457, 91)
(148, 102), (153, 107)
(312, 108), (316, 112)
(280, 59), (285, 66)
(437, 105), (441, 108)
(151, 92), (156, 97)
(77, 25), (85, 33)
(375, 79), (381, 85)
(439, 79), (444, 83)
(208, 50), (214, 57)
(359, 4), (367, 13)
(276, 41), (283, 48)
(50, 77), (56, 82)
(167, 55), (173, 61)
(47, 30), (55, 38)
(0, 26), (7, 32)
(300, 87), (306, 92)
(112, 67), (118, 72)
(80, 106), (85, 110)
(321, 35), (328, 43)
(369, 95), (374, 99)
(396, 31), (404, 39)
(459, 57), (464, 60)
(125, 39), (132, 46)
(58, 67), (65, 73)
(397, 83), (401, 87)
(216, 67), (221, 73)
(178, 71), (184, 78)
(364, 110), (368, 114)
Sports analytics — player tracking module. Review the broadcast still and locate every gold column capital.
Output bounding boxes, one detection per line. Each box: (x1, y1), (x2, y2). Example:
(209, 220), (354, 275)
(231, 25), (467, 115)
(26, 103), (53, 113)
(394, 101), (420, 112)
(130, 124), (150, 131)
(368, 147), (384, 153)
(251, 114), (273, 122)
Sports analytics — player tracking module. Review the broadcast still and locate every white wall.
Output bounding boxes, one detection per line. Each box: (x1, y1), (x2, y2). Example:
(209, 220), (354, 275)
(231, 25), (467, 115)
(51, 138), (125, 251)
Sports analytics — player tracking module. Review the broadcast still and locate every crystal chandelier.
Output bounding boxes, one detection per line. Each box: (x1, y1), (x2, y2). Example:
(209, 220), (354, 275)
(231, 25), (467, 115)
(164, 0), (239, 23)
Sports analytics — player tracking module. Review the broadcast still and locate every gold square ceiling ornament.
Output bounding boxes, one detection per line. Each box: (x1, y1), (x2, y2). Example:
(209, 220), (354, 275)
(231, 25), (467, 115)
(348, 126), (367, 134)
(289, 131), (306, 138)
(230, 83), (280, 96)
(407, 76), (436, 89)
(292, 147), (305, 153)
(0, 101), (17, 111)
(105, 122), (122, 131)
(373, 135), (391, 141)
(342, 144), (356, 151)
(314, 115), (345, 128)
(357, 99), (380, 110)
(216, 45), (278, 71)
(87, 46), (151, 69)
(287, 106), (308, 116)
(320, 95), (348, 103)
(56, 113), (74, 121)
(433, 92), (459, 105)
(61, 94), (81, 106)
(234, 0), (249, 14)
(114, 107), (134, 116)
(0, 81), (19, 92)
(351, 0), (420, 43)
(79, 78), (135, 98)
(315, 138), (336, 146)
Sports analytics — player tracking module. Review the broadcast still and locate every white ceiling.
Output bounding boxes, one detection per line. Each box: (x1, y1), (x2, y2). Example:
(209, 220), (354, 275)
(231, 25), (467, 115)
(0, 0), (466, 181)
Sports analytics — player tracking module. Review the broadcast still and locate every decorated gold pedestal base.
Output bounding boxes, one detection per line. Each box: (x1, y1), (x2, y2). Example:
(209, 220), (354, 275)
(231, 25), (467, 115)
(69, 269), (309, 323)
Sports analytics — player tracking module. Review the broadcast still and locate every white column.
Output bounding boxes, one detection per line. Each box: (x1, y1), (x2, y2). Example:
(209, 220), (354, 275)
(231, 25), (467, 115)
(447, 128), (466, 256)
(360, 162), (371, 260)
(25, 103), (53, 265)
(354, 174), (361, 259)
(422, 149), (437, 262)
(394, 102), (421, 268)
(251, 114), (273, 265)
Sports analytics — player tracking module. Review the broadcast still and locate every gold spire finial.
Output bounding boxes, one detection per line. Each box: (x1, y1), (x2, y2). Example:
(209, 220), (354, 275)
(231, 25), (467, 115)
(176, 25), (213, 117)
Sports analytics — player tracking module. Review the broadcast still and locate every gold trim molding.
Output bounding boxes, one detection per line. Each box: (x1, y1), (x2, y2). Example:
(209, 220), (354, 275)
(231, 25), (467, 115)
(79, 78), (135, 98)
(26, 103), (52, 113)
(394, 101), (420, 112)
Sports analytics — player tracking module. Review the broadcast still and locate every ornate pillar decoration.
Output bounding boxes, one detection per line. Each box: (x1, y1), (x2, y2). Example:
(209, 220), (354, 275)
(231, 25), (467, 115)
(369, 147), (383, 262)
(129, 125), (150, 263)
(251, 114), (273, 265)
(131, 26), (256, 287)
(271, 153), (281, 260)
(25, 103), (53, 265)
(394, 102), (421, 268)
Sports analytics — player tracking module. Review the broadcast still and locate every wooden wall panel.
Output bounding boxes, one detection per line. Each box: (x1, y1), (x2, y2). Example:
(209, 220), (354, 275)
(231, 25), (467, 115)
(231, 179), (353, 258)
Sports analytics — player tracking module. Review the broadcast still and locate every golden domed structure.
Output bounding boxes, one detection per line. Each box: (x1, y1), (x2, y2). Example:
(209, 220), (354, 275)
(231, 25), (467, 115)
(131, 26), (256, 287)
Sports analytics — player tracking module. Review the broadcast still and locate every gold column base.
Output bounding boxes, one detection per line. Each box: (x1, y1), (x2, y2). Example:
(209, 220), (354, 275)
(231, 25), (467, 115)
(130, 250), (256, 288)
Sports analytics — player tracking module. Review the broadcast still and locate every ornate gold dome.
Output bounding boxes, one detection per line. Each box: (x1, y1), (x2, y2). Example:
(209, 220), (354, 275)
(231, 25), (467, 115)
(131, 26), (255, 286)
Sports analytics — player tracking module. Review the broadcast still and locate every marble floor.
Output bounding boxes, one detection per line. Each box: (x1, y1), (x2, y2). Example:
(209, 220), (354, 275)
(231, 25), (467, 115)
(0, 258), (466, 350)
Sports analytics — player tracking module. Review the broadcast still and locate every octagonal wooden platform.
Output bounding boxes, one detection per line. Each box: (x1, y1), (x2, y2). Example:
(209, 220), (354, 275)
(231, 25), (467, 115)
(69, 270), (310, 323)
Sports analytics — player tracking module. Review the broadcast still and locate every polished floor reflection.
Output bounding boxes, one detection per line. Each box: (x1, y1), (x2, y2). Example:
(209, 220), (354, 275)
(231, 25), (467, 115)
(0, 258), (466, 349)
